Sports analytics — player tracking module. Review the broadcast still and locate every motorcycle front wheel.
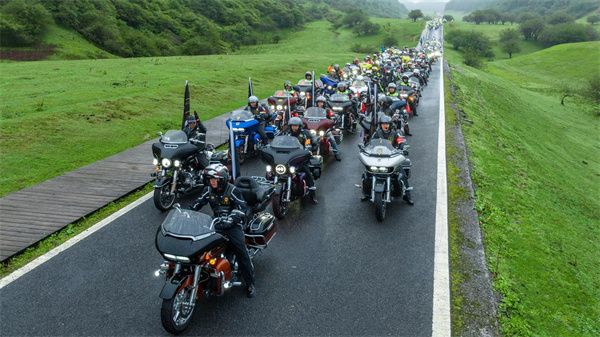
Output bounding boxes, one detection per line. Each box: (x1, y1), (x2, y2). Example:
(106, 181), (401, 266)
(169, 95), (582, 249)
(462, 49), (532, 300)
(272, 192), (289, 219)
(160, 286), (196, 334)
(153, 185), (176, 211)
(374, 192), (386, 222)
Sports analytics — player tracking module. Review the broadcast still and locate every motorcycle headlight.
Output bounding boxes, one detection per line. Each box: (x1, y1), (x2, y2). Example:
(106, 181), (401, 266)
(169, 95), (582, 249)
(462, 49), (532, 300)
(152, 158), (159, 166)
(327, 85), (333, 90)
(310, 129), (317, 135)
(275, 164), (286, 175)
(266, 165), (272, 172)
(332, 107), (343, 112)
(276, 104), (283, 110)
(289, 166), (296, 174)
(300, 92), (306, 97)
(173, 160), (181, 168)
(161, 158), (171, 168)
(319, 130), (325, 136)
(270, 105), (275, 110)
(369, 166), (378, 172)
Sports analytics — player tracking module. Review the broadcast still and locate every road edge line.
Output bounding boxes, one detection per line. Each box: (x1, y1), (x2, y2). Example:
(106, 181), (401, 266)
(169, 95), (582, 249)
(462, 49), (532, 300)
(432, 55), (451, 336)
(0, 191), (153, 289)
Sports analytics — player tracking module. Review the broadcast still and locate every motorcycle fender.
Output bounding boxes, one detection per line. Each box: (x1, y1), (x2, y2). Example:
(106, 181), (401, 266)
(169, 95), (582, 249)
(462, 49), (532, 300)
(159, 275), (191, 300)
(234, 138), (245, 148)
(374, 181), (386, 193)
(154, 177), (172, 188)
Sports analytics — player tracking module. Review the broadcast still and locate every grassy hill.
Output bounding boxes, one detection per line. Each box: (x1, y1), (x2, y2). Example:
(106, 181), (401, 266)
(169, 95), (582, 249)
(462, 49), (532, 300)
(0, 18), (422, 196)
(446, 41), (600, 336)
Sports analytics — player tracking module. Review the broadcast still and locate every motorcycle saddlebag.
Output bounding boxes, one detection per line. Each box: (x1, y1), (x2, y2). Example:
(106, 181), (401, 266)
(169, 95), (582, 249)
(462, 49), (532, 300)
(245, 212), (277, 247)
(308, 155), (323, 179)
(210, 150), (229, 166)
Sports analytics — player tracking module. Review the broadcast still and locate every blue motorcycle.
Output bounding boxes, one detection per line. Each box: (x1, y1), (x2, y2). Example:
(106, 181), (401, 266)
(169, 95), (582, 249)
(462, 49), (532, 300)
(319, 75), (338, 97)
(226, 109), (277, 164)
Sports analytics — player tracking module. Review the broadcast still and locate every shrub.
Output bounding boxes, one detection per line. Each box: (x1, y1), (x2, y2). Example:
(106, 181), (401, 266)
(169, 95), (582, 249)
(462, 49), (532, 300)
(382, 35), (398, 47)
(0, 0), (52, 46)
(463, 49), (482, 68)
(538, 23), (598, 47)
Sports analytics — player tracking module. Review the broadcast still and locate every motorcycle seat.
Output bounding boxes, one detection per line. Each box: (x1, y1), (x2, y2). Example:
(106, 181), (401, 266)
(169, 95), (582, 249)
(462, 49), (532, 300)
(235, 177), (274, 207)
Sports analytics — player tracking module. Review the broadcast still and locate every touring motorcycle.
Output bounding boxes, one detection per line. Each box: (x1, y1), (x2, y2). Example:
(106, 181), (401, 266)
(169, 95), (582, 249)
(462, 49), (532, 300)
(226, 109), (277, 164)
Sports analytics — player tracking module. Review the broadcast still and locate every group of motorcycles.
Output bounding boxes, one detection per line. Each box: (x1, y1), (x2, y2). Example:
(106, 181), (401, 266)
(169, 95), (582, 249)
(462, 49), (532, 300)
(149, 18), (443, 334)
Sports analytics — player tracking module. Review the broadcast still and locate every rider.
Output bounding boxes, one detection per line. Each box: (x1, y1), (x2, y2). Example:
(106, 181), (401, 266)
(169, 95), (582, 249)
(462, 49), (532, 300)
(304, 71), (313, 82)
(331, 64), (344, 81)
(386, 83), (399, 98)
(283, 117), (319, 203)
(283, 80), (296, 97)
(183, 115), (210, 170)
(315, 95), (341, 161)
(369, 115), (414, 205)
(191, 164), (257, 297)
(244, 95), (273, 146)
(399, 74), (411, 87)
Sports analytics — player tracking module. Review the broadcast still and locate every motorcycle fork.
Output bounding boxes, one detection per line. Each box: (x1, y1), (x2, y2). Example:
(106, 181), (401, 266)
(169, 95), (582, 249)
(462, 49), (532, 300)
(371, 175), (376, 202)
(243, 135), (249, 154)
(286, 176), (292, 202)
(189, 265), (202, 305)
(170, 170), (178, 194)
(386, 176), (391, 202)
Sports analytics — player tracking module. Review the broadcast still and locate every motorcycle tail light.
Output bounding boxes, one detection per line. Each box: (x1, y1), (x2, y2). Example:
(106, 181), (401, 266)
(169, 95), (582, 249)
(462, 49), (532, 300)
(209, 258), (217, 266)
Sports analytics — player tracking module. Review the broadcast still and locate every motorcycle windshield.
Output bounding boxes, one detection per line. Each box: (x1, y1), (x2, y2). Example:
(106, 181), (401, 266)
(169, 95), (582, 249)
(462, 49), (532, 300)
(330, 94), (349, 102)
(351, 80), (367, 89)
(364, 138), (396, 156)
(297, 79), (312, 86)
(270, 135), (303, 150)
(161, 209), (215, 238)
(304, 107), (327, 118)
(231, 110), (254, 121)
(273, 90), (289, 98)
(161, 130), (188, 144)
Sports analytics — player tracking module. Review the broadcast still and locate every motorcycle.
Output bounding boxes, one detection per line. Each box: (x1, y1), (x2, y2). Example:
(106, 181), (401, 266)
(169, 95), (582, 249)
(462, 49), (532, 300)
(319, 75), (338, 96)
(155, 192), (276, 334)
(301, 107), (342, 157)
(328, 93), (356, 132)
(151, 130), (212, 211)
(359, 138), (411, 222)
(268, 90), (297, 129)
(225, 109), (277, 164)
(259, 135), (322, 219)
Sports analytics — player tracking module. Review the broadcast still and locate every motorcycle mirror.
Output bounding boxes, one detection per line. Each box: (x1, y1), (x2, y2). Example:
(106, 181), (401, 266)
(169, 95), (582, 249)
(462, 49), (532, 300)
(157, 131), (163, 136)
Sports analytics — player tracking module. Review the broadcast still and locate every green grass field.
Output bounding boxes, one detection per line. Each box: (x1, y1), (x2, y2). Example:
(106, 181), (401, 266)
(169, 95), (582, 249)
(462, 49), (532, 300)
(445, 20), (545, 60)
(0, 18), (422, 197)
(446, 41), (600, 336)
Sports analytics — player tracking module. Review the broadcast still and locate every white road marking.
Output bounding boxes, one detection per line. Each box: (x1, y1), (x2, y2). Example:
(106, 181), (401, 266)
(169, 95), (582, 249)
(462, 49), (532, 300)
(431, 54), (451, 336)
(0, 192), (153, 289)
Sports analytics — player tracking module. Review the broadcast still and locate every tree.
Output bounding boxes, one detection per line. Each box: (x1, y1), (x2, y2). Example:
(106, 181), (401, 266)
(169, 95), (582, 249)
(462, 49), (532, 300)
(443, 15), (454, 22)
(546, 11), (574, 25)
(520, 18), (545, 40)
(0, 0), (52, 46)
(499, 28), (521, 58)
(408, 9), (423, 22)
(538, 23), (598, 47)
(587, 14), (600, 25)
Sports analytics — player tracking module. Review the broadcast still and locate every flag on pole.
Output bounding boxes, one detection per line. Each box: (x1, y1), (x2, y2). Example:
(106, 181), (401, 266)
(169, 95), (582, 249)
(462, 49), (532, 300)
(229, 120), (238, 182)
(248, 77), (253, 98)
(181, 80), (190, 130)
(311, 70), (315, 107)
(370, 83), (378, 137)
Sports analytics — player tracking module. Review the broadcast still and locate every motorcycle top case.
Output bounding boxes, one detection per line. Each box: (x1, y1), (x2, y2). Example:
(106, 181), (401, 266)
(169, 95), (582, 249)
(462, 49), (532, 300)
(245, 212), (276, 247)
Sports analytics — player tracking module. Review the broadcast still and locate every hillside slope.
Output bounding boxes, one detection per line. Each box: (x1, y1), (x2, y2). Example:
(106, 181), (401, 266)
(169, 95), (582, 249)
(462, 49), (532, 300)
(447, 41), (600, 336)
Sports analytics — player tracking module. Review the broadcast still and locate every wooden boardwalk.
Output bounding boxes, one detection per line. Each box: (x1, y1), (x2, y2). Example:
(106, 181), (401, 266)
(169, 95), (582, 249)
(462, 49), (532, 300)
(0, 114), (232, 261)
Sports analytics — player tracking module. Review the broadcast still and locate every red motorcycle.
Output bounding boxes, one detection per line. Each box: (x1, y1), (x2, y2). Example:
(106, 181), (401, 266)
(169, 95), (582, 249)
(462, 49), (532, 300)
(268, 90), (297, 128)
(301, 107), (342, 157)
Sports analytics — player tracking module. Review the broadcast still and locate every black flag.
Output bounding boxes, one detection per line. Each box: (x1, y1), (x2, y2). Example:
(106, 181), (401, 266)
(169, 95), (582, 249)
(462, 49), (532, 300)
(311, 70), (315, 107)
(370, 83), (378, 137)
(248, 77), (253, 98)
(182, 80), (190, 130)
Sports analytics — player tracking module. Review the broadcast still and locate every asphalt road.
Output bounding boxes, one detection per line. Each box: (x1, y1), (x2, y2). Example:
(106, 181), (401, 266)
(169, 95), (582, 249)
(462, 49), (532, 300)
(0, 58), (442, 336)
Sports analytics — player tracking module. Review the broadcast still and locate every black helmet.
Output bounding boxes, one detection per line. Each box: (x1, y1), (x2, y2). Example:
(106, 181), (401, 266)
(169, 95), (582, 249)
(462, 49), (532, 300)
(248, 95), (259, 104)
(288, 116), (302, 127)
(203, 164), (229, 191)
(402, 75), (409, 81)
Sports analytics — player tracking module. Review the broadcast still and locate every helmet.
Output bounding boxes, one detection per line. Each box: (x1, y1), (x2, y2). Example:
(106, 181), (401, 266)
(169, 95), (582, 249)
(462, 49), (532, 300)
(305, 71), (312, 79)
(402, 75), (409, 81)
(284, 80), (292, 88)
(248, 96), (259, 104)
(379, 114), (392, 125)
(387, 83), (397, 89)
(365, 55), (371, 60)
(288, 116), (302, 127)
(345, 63), (351, 67)
(413, 69), (420, 74)
(316, 95), (327, 103)
(337, 82), (347, 91)
(203, 164), (229, 191)
(334, 64), (340, 70)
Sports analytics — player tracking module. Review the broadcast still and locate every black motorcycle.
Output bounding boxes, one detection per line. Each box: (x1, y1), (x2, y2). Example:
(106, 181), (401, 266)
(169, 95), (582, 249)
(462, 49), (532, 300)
(259, 135), (322, 219)
(155, 188), (276, 333)
(151, 130), (213, 211)
(328, 93), (356, 132)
